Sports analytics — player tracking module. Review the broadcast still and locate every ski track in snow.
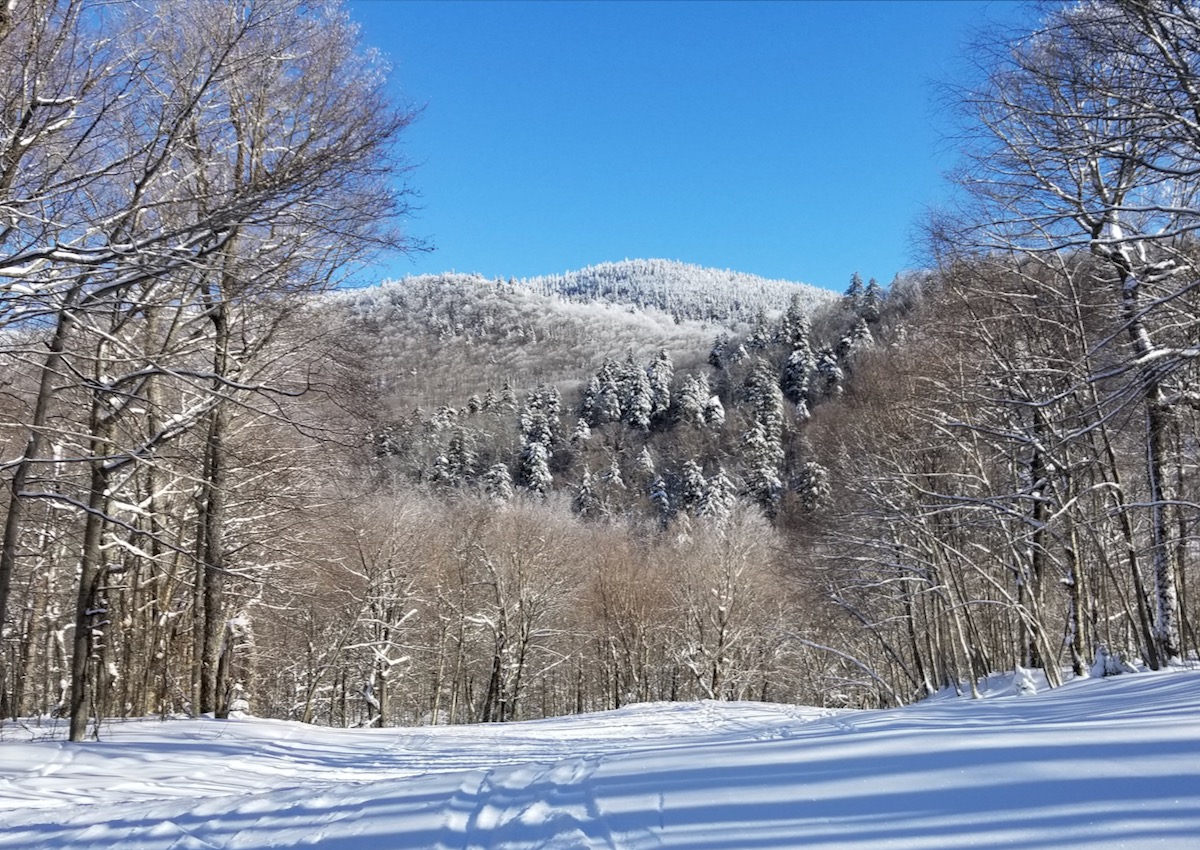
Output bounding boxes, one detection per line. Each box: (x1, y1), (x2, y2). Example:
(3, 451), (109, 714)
(3, 672), (1200, 848)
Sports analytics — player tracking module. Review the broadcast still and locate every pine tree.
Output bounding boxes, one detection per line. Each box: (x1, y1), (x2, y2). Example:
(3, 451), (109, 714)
(798, 460), (831, 514)
(709, 332), (729, 370)
(649, 476), (672, 527)
(699, 467), (736, 525)
(680, 460), (707, 517)
(748, 310), (772, 351)
(783, 347), (814, 410)
(647, 349), (674, 419)
(483, 462), (514, 502)
(742, 359), (785, 519)
(635, 446), (656, 482)
(573, 466), (603, 518)
(500, 378), (517, 410)
(861, 277), (884, 322)
(743, 420), (783, 520)
(570, 417), (591, 444)
(703, 394), (726, 427)
(677, 374), (708, 429)
(445, 426), (477, 482)
(815, 347), (844, 399)
(778, 293), (810, 349)
(844, 271), (865, 311)
(520, 438), (552, 496)
(593, 358), (623, 425)
(621, 356), (653, 431)
(603, 455), (626, 491)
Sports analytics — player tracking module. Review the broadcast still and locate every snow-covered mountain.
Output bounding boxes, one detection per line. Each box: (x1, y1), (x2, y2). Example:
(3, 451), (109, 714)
(5, 667), (1199, 849)
(331, 260), (835, 411)
(519, 258), (833, 324)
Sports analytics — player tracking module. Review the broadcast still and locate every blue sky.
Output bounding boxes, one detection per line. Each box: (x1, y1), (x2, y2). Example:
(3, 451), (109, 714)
(346, 0), (1030, 292)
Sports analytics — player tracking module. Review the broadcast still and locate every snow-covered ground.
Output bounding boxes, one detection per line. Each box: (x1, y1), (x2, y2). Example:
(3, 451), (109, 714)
(3, 670), (1200, 849)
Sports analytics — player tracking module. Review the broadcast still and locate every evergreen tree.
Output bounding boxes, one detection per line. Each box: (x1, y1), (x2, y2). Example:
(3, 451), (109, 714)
(798, 460), (831, 514)
(861, 277), (885, 322)
(635, 446), (657, 482)
(709, 332), (730, 370)
(520, 438), (552, 496)
(744, 359), (784, 462)
(748, 310), (772, 351)
(621, 356), (653, 431)
(649, 476), (672, 527)
(570, 417), (591, 445)
(573, 466), (603, 518)
(593, 358), (623, 425)
(500, 378), (517, 410)
(698, 467), (736, 525)
(844, 271), (865, 311)
(603, 455), (626, 491)
(815, 347), (844, 399)
(482, 462), (513, 502)
(579, 376), (601, 424)
(783, 347), (814, 410)
(647, 349), (674, 419)
(703, 394), (726, 428)
(743, 420), (783, 520)
(778, 293), (811, 349)
(445, 426), (477, 482)
(680, 460), (707, 517)
(677, 374), (708, 429)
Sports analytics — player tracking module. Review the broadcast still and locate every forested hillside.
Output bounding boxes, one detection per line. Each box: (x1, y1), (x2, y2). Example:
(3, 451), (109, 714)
(3, 0), (1200, 741)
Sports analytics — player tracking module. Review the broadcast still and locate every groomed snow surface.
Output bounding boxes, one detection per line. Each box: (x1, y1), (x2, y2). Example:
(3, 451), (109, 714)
(3, 670), (1200, 849)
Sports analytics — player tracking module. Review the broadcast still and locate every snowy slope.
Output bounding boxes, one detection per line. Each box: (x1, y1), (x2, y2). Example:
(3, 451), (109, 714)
(3, 670), (1200, 849)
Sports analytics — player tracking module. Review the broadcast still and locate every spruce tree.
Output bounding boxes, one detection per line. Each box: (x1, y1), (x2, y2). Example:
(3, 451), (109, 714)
(573, 466), (603, 518)
(647, 349), (674, 419)
(483, 462), (514, 502)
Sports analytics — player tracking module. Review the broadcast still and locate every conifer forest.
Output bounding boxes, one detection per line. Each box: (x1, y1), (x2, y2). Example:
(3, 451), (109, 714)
(3, 0), (1200, 741)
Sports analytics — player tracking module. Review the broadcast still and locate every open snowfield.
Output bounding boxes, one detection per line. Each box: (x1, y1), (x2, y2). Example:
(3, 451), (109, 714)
(3, 670), (1200, 849)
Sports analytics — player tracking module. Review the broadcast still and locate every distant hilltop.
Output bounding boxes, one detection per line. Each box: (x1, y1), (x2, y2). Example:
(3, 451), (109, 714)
(381, 258), (835, 328)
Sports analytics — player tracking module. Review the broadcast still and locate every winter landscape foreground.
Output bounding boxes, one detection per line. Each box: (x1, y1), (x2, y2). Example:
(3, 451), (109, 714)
(3, 670), (1200, 849)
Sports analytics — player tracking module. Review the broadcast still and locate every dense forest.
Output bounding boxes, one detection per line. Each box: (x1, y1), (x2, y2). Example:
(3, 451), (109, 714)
(3, 0), (1200, 741)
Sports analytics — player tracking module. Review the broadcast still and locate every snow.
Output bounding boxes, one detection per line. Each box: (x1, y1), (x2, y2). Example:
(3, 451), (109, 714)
(4, 670), (1200, 849)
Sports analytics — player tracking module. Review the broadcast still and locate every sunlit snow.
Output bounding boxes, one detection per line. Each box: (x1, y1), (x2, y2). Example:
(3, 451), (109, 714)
(3, 669), (1199, 849)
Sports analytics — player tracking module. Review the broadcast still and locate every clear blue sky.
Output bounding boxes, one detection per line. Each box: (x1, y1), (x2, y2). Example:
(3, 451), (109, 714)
(346, 0), (1030, 292)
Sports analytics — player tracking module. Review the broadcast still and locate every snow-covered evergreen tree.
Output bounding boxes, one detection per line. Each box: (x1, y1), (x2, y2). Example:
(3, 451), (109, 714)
(743, 420), (783, 520)
(677, 374), (709, 429)
(861, 277), (885, 322)
(573, 466), (603, 518)
(635, 446), (657, 482)
(520, 439), (552, 496)
(698, 466), (736, 525)
(647, 349), (674, 419)
(649, 476), (672, 527)
(815, 348), (844, 399)
(709, 333), (730, 370)
(798, 460), (831, 514)
(603, 455), (626, 491)
(703, 394), (725, 428)
(680, 460), (707, 518)
(483, 462), (514, 502)
(620, 355), (653, 431)
(844, 272), (865, 312)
